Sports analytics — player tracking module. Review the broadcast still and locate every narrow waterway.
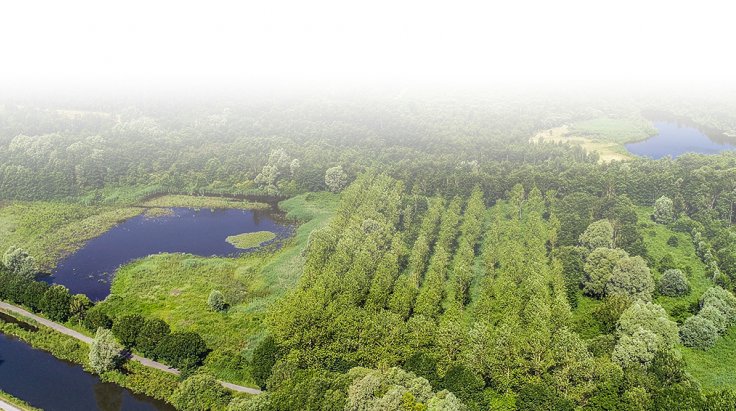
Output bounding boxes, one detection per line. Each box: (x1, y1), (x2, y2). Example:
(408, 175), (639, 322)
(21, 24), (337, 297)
(0, 331), (174, 411)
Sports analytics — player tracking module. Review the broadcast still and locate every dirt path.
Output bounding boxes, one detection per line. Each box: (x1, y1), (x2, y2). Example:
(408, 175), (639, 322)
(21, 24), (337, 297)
(0, 301), (261, 395)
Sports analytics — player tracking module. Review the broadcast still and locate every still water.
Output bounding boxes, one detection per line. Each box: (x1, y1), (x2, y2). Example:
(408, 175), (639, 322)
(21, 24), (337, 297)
(625, 121), (736, 159)
(49, 207), (291, 301)
(0, 332), (174, 411)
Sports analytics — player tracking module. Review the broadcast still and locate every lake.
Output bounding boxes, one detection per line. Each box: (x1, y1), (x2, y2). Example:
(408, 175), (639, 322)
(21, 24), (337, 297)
(49, 207), (292, 301)
(625, 121), (736, 159)
(0, 332), (174, 411)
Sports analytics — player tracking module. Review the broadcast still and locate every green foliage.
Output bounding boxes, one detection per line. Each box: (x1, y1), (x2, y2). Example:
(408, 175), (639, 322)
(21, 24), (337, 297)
(658, 269), (690, 297)
(325, 165), (348, 193)
(83, 306), (112, 331)
(583, 248), (628, 297)
(154, 331), (208, 369)
(136, 318), (171, 357)
(89, 327), (123, 373)
(516, 382), (574, 411)
(2, 246), (37, 280)
(605, 255), (654, 301)
(441, 364), (484, 405)
(111, 314), (145, 348)
(680, 315), (719, 349)
(700, 286), (736, 325)
(251, 336), (282, 389)
(40, 284), (72, 322)
(207, 290), (227, 312)
(579, 219), (614, 250)
(613, 301), (678, 368)
(667, 235), (679, 247)
(171, 374), (231, 411)
(654, 196), (675, 224)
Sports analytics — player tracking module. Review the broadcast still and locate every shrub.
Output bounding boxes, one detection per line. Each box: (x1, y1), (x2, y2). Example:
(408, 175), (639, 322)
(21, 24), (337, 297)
(579, 220), (614, 250)
(700, 286), (736, 325)
(606, 256), (654, 301)
(111, 314), (145, 348)
(654, 196), (675, 224)
(680, 315), (719, 350)
(207, 290), (226, 312)
(40, 285), (72, 322)
(89, 328), (123, 373)
(251, 336), (283, 389)
(136, 318), (171, 357)
(171, 374), (231, 411)
(583, 248), (628, 297)
(658, 269), (690, 297)
(84, 307), (112, 331)
(699, 305), (728, 334)
(155, 332), (208, 369)
(667, 235), (679, 247)
(2, 246), (38, 280)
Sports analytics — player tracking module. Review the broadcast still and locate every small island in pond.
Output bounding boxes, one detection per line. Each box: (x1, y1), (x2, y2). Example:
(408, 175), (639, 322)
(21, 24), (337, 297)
(226, 231), (277, 249)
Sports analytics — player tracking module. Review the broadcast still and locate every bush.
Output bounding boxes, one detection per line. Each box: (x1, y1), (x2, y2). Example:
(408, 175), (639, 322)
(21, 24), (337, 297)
(667, 235), (679, 247)
(583, 248), (628, 297)
(251, 336), (283, 389)
(207, 290), (226, 312)
(654, 196), (675, 224)
(680, 315), (718, 350)
(699, 305), (728, 334)
(155, 332), (208, 369)
(579, 220), (614, 250)
(136, 318), (171, 357)
(40, 285), (72, 322)
(89, 327), (123, 373)
(606, 256), (654, 301)
(112, 314), (145, 348)
(84, 307), (112, 331)
(2, 246), (38, 280)
(171, 374), (231, 411)
(658, 269), (690, 297)
(700, 286), (736, 325)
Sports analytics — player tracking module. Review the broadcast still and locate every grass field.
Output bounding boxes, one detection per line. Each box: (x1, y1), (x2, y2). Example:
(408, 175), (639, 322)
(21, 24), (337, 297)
(568, 117), (657, 144)
(98, 192), (339, 385)
(629, 208), (735, 391)
(635, 207), (711, 319)
(533, 125), (633, 162)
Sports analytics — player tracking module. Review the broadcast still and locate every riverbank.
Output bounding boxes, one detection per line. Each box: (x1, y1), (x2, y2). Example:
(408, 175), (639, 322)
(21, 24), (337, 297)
(0, 301), (261, 395)
(0, 392), (40, 411)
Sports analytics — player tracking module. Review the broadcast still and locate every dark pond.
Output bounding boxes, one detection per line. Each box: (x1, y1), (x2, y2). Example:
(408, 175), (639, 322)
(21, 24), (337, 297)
(0, 332), (174, 411)
(49, 207), (292, 301)
(625, 121), (736, 159)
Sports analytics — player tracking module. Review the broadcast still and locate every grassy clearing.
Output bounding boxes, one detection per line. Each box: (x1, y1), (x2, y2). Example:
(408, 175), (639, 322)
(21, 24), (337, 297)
(99, 192), (339, 384)
(568, 117), (657, 144)
(681, 326), (736, 392)
(226, 231), (277, 249)
(0, 202), (143, 270)
(533, 125), (633, 163)
(142, 195), (269, 210)
(635, 207), (710, 318)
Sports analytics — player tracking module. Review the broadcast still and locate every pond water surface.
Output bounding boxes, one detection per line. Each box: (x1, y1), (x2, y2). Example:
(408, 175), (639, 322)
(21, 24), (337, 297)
(0, 332), (174, 411)
(625, 121), (736, 159)
(49, 207), (292, 301)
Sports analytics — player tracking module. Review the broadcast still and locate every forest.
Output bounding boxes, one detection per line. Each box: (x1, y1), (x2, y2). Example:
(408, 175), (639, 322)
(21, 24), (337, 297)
(1, 91), (736, 410)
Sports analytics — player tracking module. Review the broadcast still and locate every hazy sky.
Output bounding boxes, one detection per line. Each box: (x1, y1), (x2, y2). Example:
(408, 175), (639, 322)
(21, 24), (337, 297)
(1, 0), (734, 93)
